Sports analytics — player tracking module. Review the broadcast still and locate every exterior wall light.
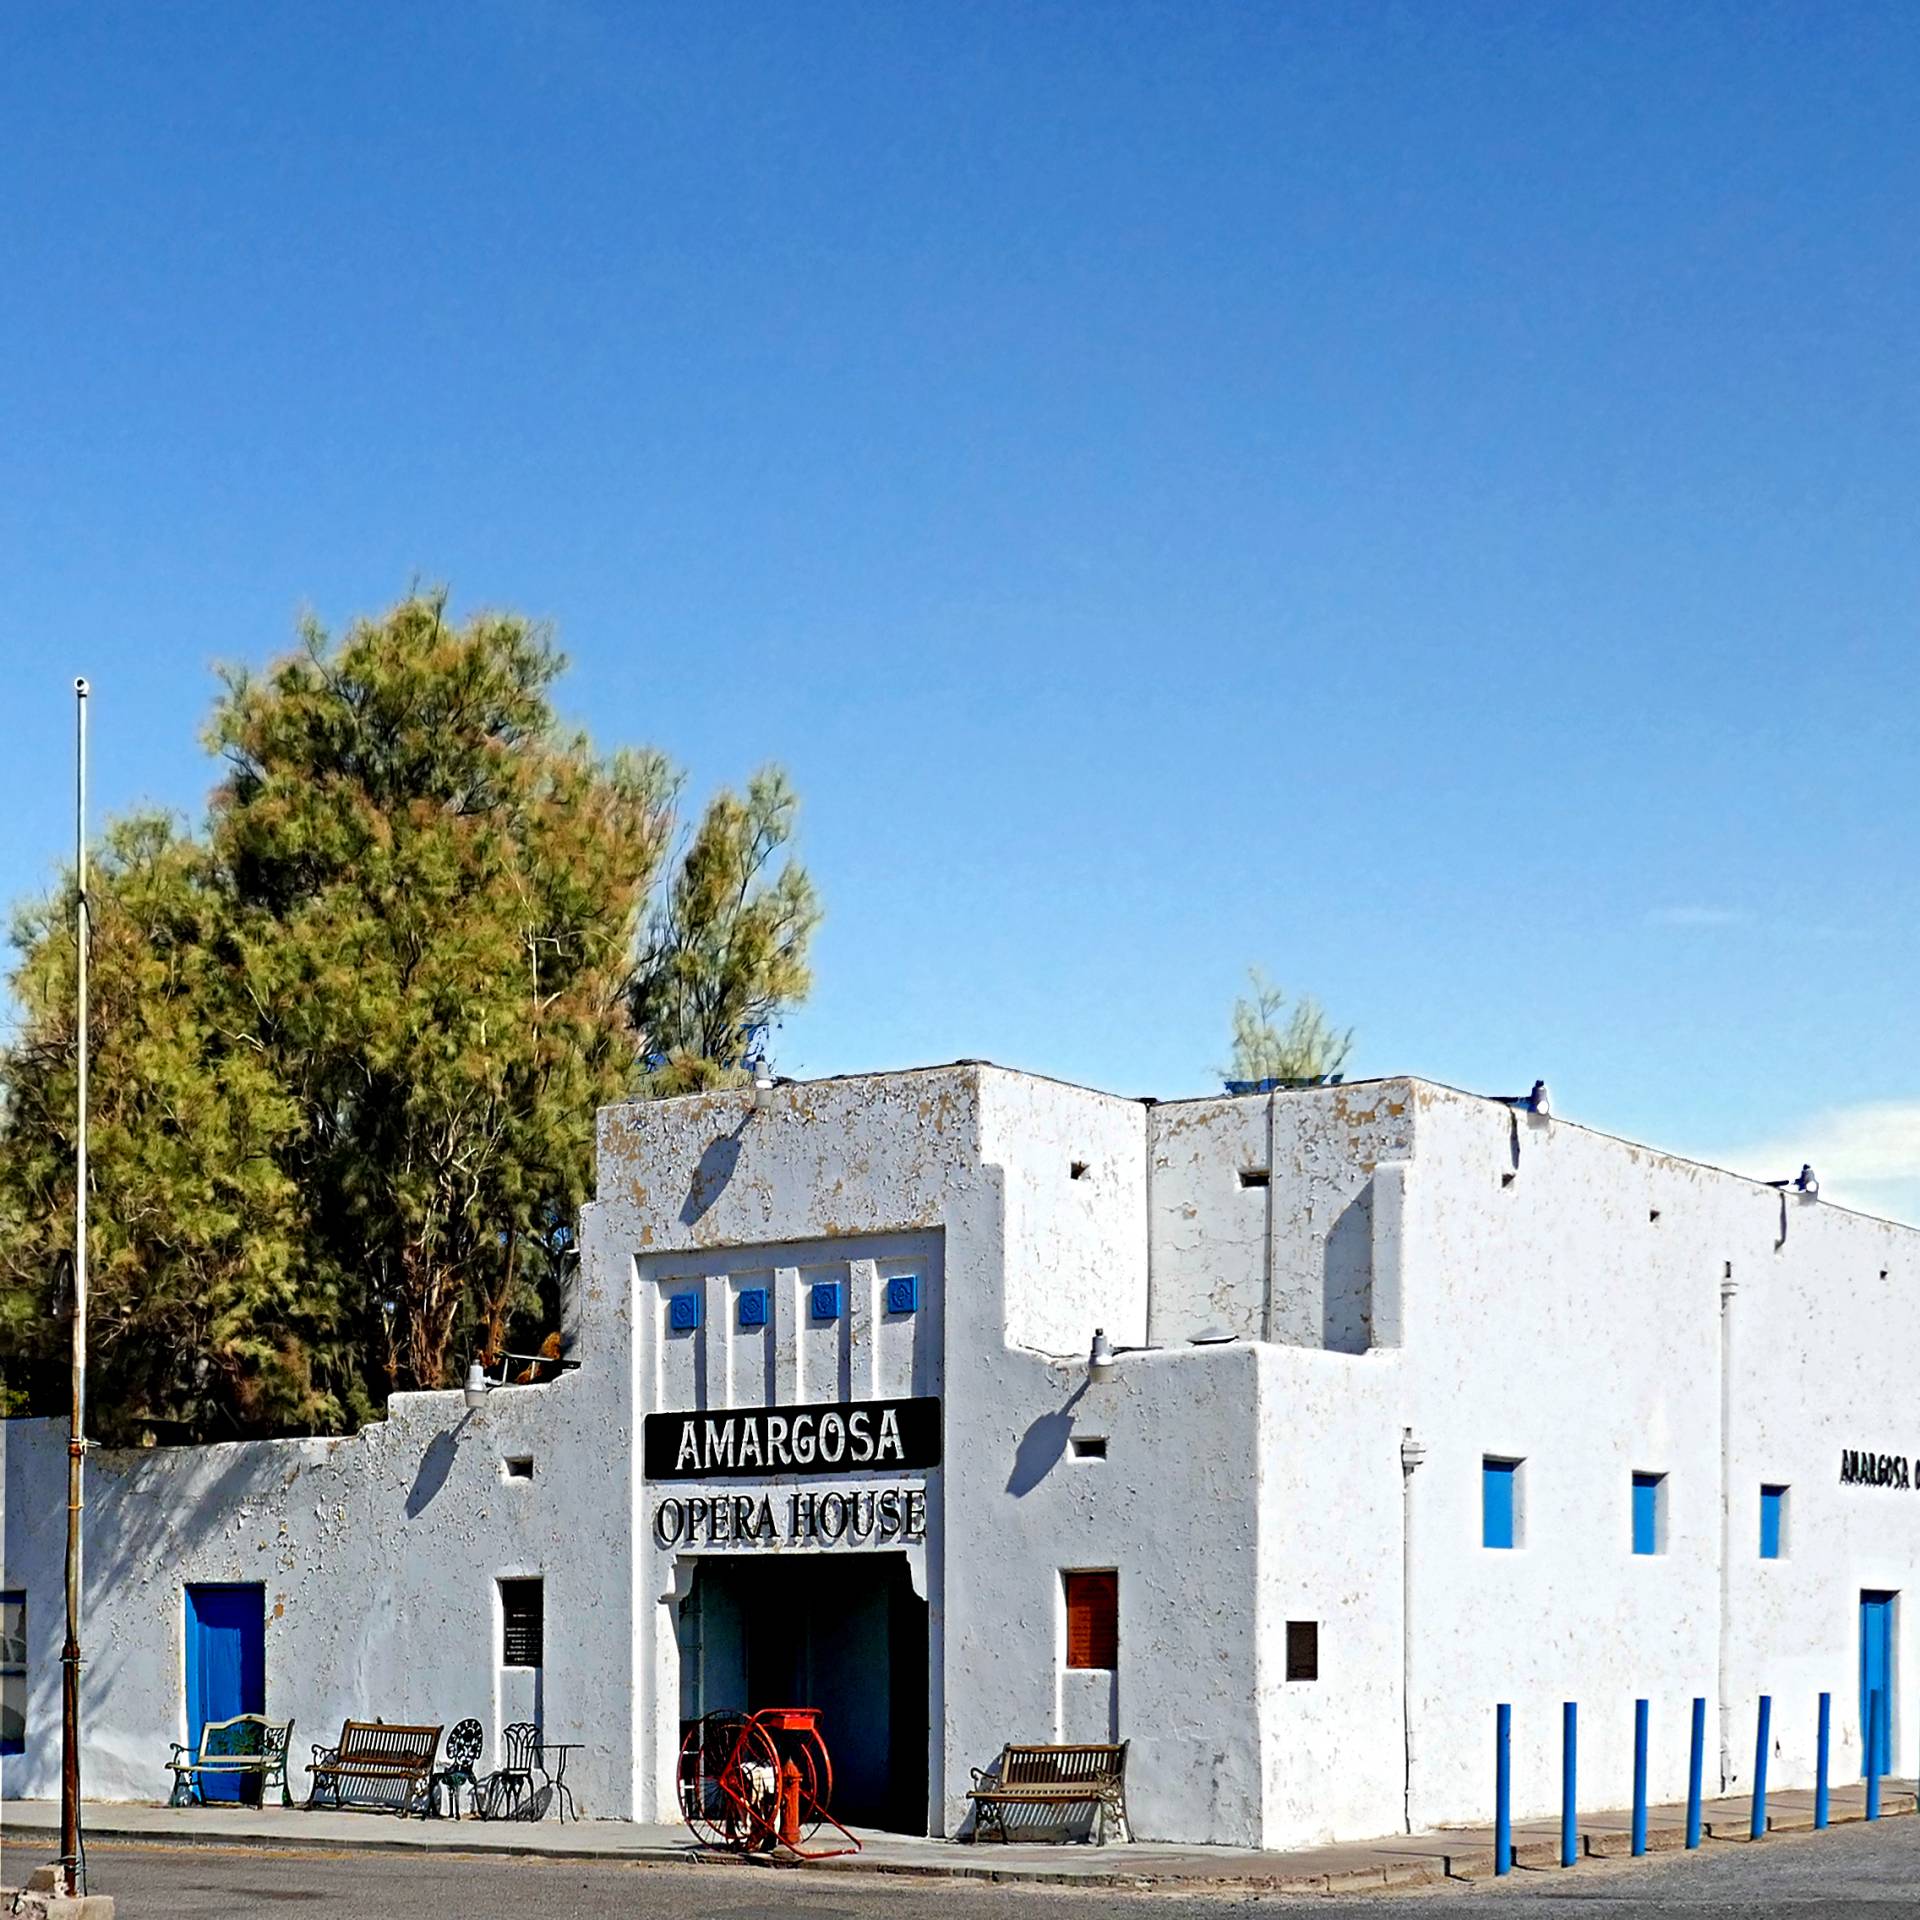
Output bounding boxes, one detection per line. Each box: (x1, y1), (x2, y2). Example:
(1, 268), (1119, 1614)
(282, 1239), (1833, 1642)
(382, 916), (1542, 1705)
(462, 1352), (582, 1411)
(1498, 1079), (1552, 1120)
(751, 1067), (775, 1114)
(1769, 1164), (1820, 1201)
(1088, 1328), (1116, 1385)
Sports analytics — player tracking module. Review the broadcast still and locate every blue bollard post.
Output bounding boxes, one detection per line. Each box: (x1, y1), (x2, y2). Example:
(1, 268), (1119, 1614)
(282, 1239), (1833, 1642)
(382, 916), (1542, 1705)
(1562, 1701), (1578, 1867)
(1815, 1692), (1830, 1830)
(1687, 1696), (1705, 1849)
(1868, 1688), (1882, 1820)
(1495, 1704), (1512, 1876)
(1750, 1695), (1771, 1840)
(1632, 1699), (1649, 1856)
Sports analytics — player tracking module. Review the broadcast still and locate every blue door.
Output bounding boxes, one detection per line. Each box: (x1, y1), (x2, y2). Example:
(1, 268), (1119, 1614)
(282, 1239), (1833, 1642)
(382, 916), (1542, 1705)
(185, 1585), (265, 1803)
(1860, 1590), (1895, 1778)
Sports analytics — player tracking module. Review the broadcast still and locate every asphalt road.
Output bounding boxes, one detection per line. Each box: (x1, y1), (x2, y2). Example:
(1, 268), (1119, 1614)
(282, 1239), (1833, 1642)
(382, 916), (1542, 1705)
(7, 1819), (1920, 1917)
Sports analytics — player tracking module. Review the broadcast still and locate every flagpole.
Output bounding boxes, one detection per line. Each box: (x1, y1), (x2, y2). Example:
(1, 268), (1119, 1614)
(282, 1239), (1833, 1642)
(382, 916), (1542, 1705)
(61, 675), (89, 1897)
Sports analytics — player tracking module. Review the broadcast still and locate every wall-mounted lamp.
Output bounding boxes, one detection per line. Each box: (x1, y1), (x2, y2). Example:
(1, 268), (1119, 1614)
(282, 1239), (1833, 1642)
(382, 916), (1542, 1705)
(1499, 1079), (1552, 1120)
(751, 1066), (775, 1114)
(1088, 1327), (1116, 1385)
(1767, 1164), (1819, 1202)
(462, 1351), (582, 1412)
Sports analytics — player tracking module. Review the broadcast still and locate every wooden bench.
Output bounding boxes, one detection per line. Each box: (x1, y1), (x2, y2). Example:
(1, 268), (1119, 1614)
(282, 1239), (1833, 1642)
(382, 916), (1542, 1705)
(967, 1741), (1132, 1844)
(306, 1720), (443, 1818)
(167, 1713), (295, 1807)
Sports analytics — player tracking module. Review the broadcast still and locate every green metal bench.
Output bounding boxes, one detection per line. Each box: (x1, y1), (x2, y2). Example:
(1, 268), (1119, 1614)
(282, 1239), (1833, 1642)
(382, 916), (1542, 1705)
(168, 1712), (295, 1806)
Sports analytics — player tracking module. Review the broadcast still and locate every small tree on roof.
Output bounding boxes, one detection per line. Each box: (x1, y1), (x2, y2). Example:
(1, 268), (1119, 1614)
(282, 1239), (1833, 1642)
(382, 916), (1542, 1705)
(1220, 969), (1353, 1088)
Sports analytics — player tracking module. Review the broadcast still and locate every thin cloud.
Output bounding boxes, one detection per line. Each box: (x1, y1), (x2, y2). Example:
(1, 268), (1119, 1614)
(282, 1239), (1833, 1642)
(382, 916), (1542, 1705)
(1646, 905), (1753, 930)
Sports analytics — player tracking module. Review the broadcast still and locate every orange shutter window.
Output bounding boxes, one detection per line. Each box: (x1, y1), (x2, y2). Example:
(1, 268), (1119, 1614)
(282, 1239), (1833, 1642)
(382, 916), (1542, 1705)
(1064, 1570), (1118, 1670)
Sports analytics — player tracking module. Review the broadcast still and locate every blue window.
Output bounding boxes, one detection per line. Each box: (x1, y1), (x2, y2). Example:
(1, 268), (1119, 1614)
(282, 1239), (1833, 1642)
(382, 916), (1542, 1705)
(668, 1292), (701, 1332)
(810, 1281), (843, 1321)
(885, 1273), (919, 1315)
(1760, 1484), (1788, 1560)
(1482, 1458), (1519, 1550)
(0, 1591), (23, 1756)
(737, 1287), (768, 1330)
(1632, 1472), (1665, 1556)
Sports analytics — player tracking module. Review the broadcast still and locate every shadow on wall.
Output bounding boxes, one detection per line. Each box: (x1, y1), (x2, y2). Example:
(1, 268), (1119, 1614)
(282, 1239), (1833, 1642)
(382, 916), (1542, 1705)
(682, 1124), (748, 1227)
(405, 1431), (459, 1519)
(1322, 1180), (1373, 1354)
(1006, 1384), (1088, 1497)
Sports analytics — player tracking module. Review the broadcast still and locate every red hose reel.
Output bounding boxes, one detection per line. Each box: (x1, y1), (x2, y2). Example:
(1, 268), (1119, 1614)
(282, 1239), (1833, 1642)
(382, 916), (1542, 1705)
(677, 1706), (862, 1859)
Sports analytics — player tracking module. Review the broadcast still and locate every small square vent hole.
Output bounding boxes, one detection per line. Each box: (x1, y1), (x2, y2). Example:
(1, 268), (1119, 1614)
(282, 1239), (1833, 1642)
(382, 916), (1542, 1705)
(1070, 1436), (1108, 1461)
(1070, 1160), (1090, 1181)
(503, 1456), (534, 1481)
(1239, 1168), (1270, 1189)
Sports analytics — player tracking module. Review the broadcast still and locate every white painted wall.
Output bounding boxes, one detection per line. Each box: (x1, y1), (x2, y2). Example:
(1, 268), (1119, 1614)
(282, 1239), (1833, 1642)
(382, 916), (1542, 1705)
(0, 1252), (636, 1817)
(7, 1060), (1920, 1858)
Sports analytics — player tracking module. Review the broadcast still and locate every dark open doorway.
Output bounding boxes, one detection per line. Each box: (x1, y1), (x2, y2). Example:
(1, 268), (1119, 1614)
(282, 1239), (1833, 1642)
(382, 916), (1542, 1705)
(677, 1552), (928, 1832)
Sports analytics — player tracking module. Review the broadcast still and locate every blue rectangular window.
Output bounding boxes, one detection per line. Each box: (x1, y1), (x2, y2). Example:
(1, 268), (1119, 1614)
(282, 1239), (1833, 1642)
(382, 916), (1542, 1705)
(1482, 1458), (1518, 1550)
(1632, 1472), (1665, 1555)
(1760, 1485), (1787, 1560)
(0, 1590), (22, 1755)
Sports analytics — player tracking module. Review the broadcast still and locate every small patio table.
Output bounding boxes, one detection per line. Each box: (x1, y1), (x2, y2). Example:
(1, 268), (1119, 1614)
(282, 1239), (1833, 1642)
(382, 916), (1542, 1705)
(540, 1742), (585, 1824)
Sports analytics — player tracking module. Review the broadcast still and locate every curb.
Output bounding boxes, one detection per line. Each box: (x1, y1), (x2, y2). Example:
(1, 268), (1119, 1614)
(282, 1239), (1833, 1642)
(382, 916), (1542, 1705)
(0, 1819), (1447, 1894)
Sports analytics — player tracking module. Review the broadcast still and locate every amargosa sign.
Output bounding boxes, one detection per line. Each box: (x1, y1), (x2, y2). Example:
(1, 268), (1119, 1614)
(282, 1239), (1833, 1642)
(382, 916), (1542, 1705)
(643, 1395), (941, 1480)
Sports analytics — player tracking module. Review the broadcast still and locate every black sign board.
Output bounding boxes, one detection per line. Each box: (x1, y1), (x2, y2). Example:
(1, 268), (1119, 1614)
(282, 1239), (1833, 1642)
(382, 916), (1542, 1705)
(644, 1395), (941, 1481)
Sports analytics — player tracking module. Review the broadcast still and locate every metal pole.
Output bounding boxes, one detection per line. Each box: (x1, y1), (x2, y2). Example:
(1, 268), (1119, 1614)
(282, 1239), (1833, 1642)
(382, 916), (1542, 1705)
(1750, 1694), (1771, 1840)
(1494, 1703), (1511, 1876)
(1632, 1699), (1649, 1856)
(1561, 1701), (1577, 1867)
(1815, 1692), (1830, 1830)
(61, 676), (89, 1898)
(1867, 1688), (1882, 1820)
(1686, 1696), (1705, 1848)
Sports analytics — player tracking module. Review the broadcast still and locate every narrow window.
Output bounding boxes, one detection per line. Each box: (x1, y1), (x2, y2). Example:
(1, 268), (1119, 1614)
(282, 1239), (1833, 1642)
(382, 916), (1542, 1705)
(1063, 1571), (1118, 1671)
(1069, 1435), (1108, 1461)
(1483, 1458), (1520, 1550)
(500, 1578), (544, 1668)
(1286, 1620), (1319, 1682)
(503, 1456), (534, 1482)
(1238, 1168), (1270, 1189)
(1760, 1484), (1788, 1560)
(0, 1591), (23, 1755)
(1632, 1472), (1666, 1556)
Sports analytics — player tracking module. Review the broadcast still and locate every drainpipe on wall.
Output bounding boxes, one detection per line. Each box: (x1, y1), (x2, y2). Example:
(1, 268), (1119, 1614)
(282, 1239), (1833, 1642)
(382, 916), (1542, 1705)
(1400, 1428), (1427, 1833)
(1718, 1271), (1737, 1791)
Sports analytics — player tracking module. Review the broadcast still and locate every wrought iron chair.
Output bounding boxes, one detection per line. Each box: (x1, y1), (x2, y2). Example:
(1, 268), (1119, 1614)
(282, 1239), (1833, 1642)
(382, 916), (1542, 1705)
(430, 1718), (486, 1818)
(477, 1721), (544, 1820)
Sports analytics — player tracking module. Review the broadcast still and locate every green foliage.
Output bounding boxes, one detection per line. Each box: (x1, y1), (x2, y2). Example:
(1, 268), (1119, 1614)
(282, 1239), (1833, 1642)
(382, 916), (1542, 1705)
(0, 817), (319, 1437)
(0, 592), (820, 1438)
(1221, 968), (1353, 1087)
(630, 768), (820, 1096)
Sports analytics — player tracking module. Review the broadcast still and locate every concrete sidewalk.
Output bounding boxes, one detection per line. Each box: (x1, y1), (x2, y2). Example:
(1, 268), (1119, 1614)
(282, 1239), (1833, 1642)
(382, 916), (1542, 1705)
(2, 1786), (1914, 1893)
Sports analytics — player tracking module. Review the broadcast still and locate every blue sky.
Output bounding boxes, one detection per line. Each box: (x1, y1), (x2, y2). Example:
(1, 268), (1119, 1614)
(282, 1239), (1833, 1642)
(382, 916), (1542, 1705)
(3, 3), (1916, 1219)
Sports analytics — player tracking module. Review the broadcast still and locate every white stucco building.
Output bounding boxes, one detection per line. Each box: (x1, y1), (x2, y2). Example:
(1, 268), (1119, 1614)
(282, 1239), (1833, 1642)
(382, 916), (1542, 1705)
(3, 1064), (1918, 1848)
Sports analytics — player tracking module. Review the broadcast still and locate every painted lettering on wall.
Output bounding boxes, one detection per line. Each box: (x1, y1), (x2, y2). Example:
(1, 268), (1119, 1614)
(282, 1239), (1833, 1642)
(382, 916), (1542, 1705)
(643, 1396), (941, 1480)
(1840, 1449), (1913, 1489)
(651, 1486), (929, 1549)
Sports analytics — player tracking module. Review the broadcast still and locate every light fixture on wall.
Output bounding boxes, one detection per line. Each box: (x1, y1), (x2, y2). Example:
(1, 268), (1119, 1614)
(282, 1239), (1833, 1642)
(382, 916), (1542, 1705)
(462, 1351), (582, 1412)
(1767, 1164), (1820, 1202)
(1498, 1079), (1552, 1120)
(1088, 1328), (1116, 1385)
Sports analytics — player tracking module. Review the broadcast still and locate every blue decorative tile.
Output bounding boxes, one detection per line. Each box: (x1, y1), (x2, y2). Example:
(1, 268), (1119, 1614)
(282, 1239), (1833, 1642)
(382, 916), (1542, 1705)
(668, 1292), (701, 1332)
(810, 1281), (843, 1321)
(737, 1286), (769, 1329)
(886, 1273), (919, 1315)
